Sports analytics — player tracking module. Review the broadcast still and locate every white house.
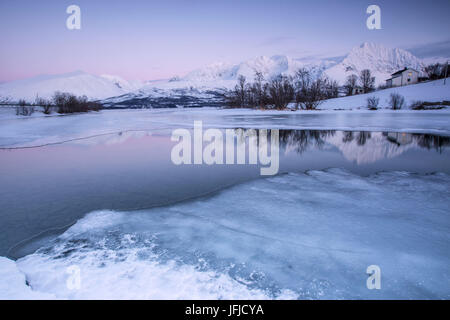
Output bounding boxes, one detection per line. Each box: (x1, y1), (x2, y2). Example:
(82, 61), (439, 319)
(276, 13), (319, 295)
(351, 86), (365, 95)
(386, 68), (419, 87)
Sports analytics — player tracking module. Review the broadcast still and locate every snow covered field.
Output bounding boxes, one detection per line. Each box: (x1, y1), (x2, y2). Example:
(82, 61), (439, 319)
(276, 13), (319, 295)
(319, 78), (450, 110)
(1, 169), (449, 299)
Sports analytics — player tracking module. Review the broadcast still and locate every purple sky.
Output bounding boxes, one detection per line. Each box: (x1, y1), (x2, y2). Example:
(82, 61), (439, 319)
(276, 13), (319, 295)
(0, 0), (449, 82)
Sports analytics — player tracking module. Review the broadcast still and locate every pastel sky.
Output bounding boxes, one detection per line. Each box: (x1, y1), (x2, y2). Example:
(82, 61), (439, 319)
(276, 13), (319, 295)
(1, 0), (449, 82)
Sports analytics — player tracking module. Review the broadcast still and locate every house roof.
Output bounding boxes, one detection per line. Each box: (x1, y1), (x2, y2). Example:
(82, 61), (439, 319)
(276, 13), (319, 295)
(391, 67), (419, 76)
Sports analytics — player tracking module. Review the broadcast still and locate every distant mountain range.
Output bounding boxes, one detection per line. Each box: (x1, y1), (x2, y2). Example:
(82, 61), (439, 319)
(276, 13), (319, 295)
(182, 42), (425, 86)
(0, 42), (437, 105)
(0, 71), (143, 102)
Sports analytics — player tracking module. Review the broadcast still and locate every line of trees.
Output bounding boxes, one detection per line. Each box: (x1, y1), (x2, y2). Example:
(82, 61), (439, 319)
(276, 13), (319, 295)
(14, 92), (102, 116)
(425, 62), (448, 81)
(51, 92), (102, 113)
(225, 68), (339, 110)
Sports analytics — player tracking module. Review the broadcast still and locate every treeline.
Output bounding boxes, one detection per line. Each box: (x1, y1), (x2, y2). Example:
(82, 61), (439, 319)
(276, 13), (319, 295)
(425, 62), (449, 81)
(225, 69), (339, 110)
(225, 68), (378, 110)
(15, 92), (102, 116)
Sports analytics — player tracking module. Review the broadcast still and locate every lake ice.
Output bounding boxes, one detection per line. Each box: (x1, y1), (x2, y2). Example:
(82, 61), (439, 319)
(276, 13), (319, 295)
(0, 114), (449, 299)
(4, 168), (449, 299)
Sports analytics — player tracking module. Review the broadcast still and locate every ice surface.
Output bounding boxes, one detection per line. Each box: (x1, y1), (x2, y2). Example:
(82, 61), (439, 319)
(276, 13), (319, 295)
(3, 169), (449, 299)
(1, 106), (450, 149)
(0, 257), (54, 299)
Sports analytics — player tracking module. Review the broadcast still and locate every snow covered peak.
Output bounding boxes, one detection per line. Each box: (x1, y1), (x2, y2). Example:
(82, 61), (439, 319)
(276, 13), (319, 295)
(325, 42), (424, 85)
(236, 55), (301, 80)
(182, 43), (425, 87)
(183, 62), (238, 82)
(348, 42), (423, 71)
(100, 74), (143, 92)
(183, 55), (304, 83)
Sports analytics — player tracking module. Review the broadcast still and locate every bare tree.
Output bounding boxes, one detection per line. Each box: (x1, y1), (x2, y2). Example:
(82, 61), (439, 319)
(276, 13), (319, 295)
(425, 63), (446, 80)
(294, 68), (326, 110)
(366, 96), (379, 110)
(359, 69), (375, 93)
(268, 75), (294, 110)
(251, 71), (267, 108)
(16, 99), (34, 116)
(234, 75), (247, 108)
(324, 78), (339, 99)
(344, 74), (358, 96)
(389, 93), (405, 110)
(35, 97), (52, 114)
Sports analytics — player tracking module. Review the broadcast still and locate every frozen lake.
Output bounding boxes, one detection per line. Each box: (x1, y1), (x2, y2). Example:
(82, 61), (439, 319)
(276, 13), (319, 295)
(1, 108), (450, 148)
(1, 125), (449, 299)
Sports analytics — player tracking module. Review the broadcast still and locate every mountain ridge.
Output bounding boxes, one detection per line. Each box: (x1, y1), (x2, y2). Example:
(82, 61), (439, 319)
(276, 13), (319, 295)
(0, 42), (436, 102)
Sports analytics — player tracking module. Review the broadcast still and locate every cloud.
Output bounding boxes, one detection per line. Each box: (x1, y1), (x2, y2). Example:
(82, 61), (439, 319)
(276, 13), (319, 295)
(257, 36), (296, 47)
(406, 40), (450, 59)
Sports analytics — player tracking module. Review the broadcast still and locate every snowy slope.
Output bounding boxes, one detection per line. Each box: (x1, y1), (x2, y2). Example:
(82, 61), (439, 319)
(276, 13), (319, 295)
(325, 42), (425, 86)
(318, 78), (450, 110)
(0, 71), (144, 102)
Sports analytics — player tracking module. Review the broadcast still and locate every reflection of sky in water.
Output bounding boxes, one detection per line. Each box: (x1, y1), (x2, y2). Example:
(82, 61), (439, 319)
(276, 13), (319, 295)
(0, 129), (449, 258)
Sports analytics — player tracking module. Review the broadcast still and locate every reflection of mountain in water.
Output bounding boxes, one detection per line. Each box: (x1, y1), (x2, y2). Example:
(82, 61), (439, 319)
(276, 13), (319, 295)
(327, 132), (417, 164)
(37, 128), (449, 166)
(278, 130), (449, 165)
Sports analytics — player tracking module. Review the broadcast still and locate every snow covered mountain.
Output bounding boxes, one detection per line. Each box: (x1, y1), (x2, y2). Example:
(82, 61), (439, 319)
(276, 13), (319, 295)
(184, 55), (304, 82)
(181, 42), (425, 87)
(324, 42), (425, 86)
(0, 43), (431, 103)
(182, 55), (341, 84)
(0, 71), (144, 102)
